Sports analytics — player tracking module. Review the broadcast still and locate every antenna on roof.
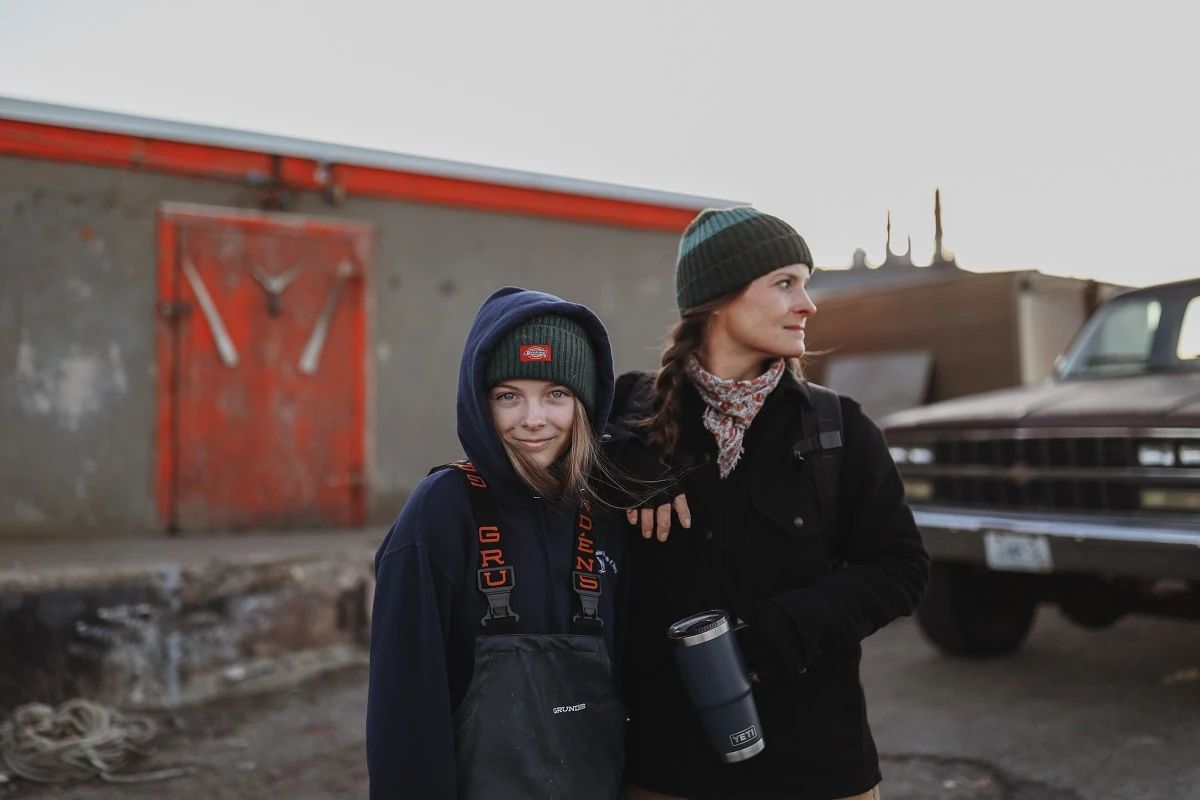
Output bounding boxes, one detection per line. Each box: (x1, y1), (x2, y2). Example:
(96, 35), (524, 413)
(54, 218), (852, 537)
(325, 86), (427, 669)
(931, 187), (958, 269)
(934, 188), (944, 260)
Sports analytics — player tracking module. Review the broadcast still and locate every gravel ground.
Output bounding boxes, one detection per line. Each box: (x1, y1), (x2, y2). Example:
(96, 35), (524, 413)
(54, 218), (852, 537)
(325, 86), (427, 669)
(4, 610), (1198, 799)
(2, 666), (371, 800)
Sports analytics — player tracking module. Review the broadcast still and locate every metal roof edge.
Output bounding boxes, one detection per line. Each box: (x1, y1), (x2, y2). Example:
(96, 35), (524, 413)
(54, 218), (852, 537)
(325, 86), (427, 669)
(0, 95), (743, 212)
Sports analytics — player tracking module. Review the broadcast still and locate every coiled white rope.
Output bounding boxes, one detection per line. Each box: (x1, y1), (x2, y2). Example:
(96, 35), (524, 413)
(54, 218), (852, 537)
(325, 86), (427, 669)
(0, 699), (194, 784)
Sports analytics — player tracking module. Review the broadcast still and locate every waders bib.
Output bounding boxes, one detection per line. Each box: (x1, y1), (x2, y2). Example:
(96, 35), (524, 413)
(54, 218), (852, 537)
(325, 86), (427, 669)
(447, 461), (624, 800)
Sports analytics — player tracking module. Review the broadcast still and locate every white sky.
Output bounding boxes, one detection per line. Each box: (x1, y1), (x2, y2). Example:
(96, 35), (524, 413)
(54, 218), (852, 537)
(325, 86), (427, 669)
(2, 0), (1197, 287)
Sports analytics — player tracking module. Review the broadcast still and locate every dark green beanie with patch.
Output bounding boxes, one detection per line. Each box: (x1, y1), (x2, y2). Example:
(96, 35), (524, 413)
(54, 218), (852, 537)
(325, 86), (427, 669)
(484, 314), (598, 415)
(675, 206), (813, 312)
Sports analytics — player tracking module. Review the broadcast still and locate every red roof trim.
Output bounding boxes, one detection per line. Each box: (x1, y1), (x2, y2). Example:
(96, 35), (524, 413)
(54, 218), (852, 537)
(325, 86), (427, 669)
(0, 118), (699, 232)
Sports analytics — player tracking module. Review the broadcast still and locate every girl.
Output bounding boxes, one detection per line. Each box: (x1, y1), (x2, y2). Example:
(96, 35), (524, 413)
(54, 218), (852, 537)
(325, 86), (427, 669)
(367, 287), (627, 800)
(612, 207), (930, 800)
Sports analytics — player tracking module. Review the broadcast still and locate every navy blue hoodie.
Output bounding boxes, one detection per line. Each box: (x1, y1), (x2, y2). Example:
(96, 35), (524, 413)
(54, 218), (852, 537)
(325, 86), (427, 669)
(366, 287), (626, 799)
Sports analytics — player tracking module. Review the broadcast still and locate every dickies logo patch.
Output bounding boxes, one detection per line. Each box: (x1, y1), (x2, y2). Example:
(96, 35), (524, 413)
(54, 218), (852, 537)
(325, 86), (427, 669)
(519, 344), (553, 362)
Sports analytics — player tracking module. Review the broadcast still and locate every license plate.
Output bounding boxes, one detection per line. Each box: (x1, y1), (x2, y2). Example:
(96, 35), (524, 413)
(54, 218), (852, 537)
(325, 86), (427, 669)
(983, 531), (1053, 573)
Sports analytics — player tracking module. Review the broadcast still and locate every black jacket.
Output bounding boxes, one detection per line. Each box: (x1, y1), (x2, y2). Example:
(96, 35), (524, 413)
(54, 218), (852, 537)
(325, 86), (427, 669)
(609, 370), (929, 800)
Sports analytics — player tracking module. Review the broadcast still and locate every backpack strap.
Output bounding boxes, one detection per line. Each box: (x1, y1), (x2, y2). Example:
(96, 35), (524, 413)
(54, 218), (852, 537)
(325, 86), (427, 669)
(792, 383), (843, 537)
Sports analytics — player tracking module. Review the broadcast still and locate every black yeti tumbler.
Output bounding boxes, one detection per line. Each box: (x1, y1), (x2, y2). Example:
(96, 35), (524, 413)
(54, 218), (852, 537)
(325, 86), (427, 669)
(667, 610), (765, 763)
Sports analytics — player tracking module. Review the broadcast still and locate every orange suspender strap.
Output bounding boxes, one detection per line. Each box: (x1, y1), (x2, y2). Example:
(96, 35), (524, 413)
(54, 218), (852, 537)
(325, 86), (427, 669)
(448, 460), (518, 632)
(447, 460), (603, 634)
(571, 497), (603, 633)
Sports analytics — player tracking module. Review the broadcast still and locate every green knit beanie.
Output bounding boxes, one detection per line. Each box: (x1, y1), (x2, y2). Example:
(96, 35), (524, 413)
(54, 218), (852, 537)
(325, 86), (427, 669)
(675, 207), (813, 312)
(484, 314), (598, 415)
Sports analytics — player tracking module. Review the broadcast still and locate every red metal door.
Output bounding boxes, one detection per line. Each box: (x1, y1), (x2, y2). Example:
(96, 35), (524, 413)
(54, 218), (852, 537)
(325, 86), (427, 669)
(156, 204), (372, 532)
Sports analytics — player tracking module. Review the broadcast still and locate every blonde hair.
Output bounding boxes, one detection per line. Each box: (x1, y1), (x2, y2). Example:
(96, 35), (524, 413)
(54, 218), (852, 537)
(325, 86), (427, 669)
(500, 399), (599, 501)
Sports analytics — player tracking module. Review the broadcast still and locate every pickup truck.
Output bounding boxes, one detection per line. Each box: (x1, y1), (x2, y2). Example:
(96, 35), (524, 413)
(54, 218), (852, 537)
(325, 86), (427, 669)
(882, 277), (1200, 655)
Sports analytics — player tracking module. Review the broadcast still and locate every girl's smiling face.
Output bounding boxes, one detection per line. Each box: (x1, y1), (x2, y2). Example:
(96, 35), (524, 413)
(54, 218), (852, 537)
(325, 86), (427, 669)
(489, 379), (576, 468)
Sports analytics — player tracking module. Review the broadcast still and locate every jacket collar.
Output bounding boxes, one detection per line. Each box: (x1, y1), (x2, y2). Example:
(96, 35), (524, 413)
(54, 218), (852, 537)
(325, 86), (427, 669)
(777, 367), (815, 408)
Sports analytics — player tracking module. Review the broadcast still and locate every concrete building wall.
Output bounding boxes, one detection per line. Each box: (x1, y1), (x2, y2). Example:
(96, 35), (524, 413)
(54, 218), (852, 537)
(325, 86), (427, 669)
(0, 155), (683, 537)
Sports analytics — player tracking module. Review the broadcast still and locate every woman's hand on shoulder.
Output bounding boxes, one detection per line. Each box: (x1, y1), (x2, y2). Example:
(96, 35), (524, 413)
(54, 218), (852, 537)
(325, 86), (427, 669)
(602, 417), (691, 541)
(625, 494), (691, 542)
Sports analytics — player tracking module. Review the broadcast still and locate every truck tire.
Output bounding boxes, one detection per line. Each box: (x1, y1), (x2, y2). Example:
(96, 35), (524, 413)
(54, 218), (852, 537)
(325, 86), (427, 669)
(917, 562), (1037, 657)
(1057, 576), (1132, 629)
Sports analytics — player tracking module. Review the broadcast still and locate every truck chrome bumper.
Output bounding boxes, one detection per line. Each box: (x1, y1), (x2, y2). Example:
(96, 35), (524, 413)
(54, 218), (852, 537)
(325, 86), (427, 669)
(913, 506), (1200, 580)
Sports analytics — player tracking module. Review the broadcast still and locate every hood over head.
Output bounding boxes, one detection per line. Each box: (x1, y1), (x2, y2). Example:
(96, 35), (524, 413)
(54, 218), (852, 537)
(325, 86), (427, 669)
(457, 287), (615, 493)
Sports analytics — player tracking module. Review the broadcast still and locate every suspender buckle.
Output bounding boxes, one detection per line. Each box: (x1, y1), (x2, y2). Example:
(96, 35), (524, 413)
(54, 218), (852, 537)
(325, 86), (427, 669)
(477, 566), (519, 627)
(571, 571), (603, 631)
(449, 459), (607, 633)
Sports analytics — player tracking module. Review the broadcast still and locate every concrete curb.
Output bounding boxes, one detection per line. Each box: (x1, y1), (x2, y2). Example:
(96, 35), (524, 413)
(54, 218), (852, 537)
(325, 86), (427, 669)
(1, 530), (383, 711)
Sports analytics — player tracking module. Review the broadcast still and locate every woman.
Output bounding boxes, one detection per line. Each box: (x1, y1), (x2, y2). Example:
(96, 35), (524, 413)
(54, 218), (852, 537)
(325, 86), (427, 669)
(611, 207), (930, 800)
(367, 287), (627, 800)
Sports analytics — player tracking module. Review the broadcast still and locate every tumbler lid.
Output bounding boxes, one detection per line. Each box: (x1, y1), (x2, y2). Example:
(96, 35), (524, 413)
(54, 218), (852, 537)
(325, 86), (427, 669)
(667, 610), (730, 647)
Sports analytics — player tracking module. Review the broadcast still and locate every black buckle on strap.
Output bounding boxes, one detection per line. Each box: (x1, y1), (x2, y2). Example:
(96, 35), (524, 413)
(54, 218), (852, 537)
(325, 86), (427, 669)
(477, 566), (519, 627)
(571, 571), (603, 631)
(819, 430), (843, 450)
(792, 430), (843, 462)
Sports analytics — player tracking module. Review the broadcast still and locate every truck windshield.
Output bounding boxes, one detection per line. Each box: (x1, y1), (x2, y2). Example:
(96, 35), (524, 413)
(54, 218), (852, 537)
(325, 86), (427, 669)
(1059, 284), (1200, 379)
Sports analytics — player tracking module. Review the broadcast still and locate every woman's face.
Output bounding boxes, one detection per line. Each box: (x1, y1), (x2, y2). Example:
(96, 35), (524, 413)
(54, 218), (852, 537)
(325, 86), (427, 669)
(489, 379), (576, 468)
(709, 265), (816, 360)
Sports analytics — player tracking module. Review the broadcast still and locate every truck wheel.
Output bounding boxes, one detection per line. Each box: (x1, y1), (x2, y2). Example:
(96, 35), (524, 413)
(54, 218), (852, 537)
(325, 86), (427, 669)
(917, 562), (1037, 657)
(1057, 576), (1132, 629)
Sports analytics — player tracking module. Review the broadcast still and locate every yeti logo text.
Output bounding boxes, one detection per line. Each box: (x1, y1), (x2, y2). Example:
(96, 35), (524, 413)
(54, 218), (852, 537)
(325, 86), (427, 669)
(730, 725), (757, 747)
(552, 703), (587, 714)
(519, 344), (553, 362)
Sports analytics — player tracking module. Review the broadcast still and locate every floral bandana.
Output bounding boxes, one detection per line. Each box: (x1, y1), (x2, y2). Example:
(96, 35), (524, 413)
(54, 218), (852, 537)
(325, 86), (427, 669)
(686, 355), (786, 478)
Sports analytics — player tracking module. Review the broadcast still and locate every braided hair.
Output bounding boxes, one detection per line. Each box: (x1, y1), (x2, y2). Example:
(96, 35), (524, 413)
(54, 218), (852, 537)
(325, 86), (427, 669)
(636, 291), (804, 463)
